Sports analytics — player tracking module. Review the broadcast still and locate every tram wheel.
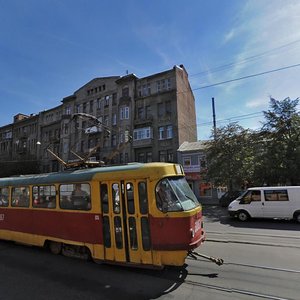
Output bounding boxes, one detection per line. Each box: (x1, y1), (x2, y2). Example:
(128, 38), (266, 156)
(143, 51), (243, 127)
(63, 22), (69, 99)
(49, 241), (62, 255)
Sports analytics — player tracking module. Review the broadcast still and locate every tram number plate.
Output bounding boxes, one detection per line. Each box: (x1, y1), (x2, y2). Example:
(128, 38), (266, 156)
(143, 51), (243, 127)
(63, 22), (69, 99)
(194, 219), (201, 233)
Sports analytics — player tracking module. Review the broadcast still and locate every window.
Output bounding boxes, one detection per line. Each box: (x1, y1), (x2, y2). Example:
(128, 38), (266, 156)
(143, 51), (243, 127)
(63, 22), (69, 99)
(97, 98), (101, 110)
(141, 217), (151, 251)
(122, 87), (129, 97)
(264, 190), (289, 201)
(159, 150), (167, 162)
(158, 103), (164, 117)
(75, 104), (80, 113)
(146, 106), (151, 119)
(146, 152), (152, 162)
(12, 187), (29, 207)
(59, 183), (91, 210)
(112, 183), (120, 214)
(125, 153), (129, 163)
(104, 115), (109, 126)
(138, 182), (148, 214)
(183, 157), (191, 167)
(89, 100), (94, 112)
(159, 150), (173, 162)
(157, 81), (161, 93)
(104, 95), (109, 107)
(80, 140), (85, 152)
(32, 185), (56, 208)
(126, 183), (135, 214)
(100, 184), (109, 213)
(241, 190), (261, 204)
(111, 134), (117, 147)
(133, 127), (152, 140)
(112, 113), (117, 125)
(166, 100), (171, 114)
(158, 126), (165, 140)
(112, 93), (117, 105)
(120, 107), (129, 120)
(167, 78), (171, 90)
(82, 102), (87, 113)
(137, 153), (145, 162)
(166, 125), (173, 139)
(156, 177), (199, 212)
(142, 84), (147, 96)
(200, 157), (207, 169)
(120, 132), (124, 143)
(137, 107), (144, 119)
(0, 187), (9, 207)
(65, 106), (71, 115)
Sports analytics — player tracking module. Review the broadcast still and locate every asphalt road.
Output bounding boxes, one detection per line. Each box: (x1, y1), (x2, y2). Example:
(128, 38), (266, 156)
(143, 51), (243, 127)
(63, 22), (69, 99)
(0, 205), (299, 300)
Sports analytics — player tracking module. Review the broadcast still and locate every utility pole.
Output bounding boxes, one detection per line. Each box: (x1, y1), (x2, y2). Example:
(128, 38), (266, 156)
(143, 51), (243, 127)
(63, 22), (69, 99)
(212, 97), (217, 139)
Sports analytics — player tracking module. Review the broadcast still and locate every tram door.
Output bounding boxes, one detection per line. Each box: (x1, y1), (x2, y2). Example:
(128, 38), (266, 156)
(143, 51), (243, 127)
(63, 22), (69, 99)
(100, 180), (152, 265)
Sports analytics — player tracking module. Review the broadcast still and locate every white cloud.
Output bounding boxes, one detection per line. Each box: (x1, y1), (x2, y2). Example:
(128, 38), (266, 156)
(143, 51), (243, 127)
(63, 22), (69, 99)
(246, 98), (268, 109)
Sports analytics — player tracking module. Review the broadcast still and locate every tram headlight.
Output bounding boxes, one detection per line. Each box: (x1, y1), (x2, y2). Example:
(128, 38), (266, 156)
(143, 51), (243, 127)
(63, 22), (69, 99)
(190, 228), (195, 238)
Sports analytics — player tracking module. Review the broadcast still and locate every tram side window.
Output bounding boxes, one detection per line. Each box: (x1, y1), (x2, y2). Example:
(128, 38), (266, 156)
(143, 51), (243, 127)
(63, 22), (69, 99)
(100, 184), (109, 213)
(114, 216), (123, 249)
(59, 183), (91, 210)
(126, 183), (135, 214)
(138, 182), (148, 214)
(112, 183), (120, 214)
(0, 187), (9, 207)
(128, 217), (138, 250)
(12, 187), (29, 207)
(141, 217), (151, 251)
(32, 185), (56, 208)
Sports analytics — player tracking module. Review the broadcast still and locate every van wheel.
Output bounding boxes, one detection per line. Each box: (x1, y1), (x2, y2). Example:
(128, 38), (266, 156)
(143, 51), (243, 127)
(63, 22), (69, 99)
(294, 213), (300, 224)
(237, 210), (250, 222)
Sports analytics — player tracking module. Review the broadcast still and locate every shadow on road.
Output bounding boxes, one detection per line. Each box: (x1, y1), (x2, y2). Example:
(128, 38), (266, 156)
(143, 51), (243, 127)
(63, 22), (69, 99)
(0, 241), (189, 300)
(203, 205), (300, 231)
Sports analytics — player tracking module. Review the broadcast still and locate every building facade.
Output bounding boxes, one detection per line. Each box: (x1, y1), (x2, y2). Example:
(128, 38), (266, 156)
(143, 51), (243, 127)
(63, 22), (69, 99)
(178, 141), (218, 204)
(0, 65), (197, 174)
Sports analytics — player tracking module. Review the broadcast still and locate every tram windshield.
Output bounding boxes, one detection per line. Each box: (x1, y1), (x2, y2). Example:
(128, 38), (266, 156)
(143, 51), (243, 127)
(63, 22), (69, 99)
(156, 177), (200, 212)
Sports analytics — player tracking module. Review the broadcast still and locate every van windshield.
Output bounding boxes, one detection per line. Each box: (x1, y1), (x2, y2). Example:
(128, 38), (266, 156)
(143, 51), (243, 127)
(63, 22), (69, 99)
(155, 177), (200, 212)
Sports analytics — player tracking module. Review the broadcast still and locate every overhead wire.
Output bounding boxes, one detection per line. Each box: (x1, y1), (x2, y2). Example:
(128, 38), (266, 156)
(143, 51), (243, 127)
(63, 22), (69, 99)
(190, 38), (300, 78)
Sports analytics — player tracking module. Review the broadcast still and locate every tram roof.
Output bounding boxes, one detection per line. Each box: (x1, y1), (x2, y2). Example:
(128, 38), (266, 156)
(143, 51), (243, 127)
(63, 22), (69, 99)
(0, 162), (180, 187)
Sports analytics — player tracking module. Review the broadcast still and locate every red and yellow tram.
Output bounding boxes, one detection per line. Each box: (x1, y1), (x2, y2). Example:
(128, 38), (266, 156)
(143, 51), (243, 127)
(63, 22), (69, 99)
(0, 162), (205, 268)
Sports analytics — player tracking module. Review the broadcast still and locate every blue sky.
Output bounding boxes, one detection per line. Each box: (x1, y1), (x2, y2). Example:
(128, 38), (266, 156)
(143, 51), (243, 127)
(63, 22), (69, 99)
(1, 0), (300, 140)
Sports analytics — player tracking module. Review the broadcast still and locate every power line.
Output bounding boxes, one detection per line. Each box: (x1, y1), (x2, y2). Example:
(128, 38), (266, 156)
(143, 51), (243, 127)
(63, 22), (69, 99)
(193, 63), (300, 91)
(190, 39), (300, 78)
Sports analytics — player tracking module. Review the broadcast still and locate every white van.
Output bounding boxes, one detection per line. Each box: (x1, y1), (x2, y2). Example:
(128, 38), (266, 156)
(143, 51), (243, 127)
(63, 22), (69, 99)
(228, 186), (300, 223)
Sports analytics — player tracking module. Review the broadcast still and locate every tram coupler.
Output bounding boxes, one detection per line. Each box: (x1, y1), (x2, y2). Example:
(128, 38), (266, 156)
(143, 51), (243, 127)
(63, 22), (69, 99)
(188, 250), (224, 266)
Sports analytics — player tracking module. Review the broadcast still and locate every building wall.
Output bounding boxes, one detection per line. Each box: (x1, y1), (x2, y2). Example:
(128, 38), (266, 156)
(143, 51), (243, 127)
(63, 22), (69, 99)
(0, 65), (197, 174)
(175, 66), (197, 145)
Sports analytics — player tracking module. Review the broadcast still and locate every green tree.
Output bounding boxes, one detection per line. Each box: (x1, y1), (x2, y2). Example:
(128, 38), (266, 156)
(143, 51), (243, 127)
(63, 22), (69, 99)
(206, 123), (254, 191)
(258, 97), (300, 185)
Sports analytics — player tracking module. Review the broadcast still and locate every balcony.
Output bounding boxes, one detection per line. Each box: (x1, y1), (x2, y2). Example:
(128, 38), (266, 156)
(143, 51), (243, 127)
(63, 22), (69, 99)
(119, 96), (131, 105)
(132, 138), (153, 148)
(134, 115), (153, 126)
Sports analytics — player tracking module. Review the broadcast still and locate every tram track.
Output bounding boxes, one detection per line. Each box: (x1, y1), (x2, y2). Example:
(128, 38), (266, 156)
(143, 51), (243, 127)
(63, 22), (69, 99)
(187, 257), (300, 274)
(182, 279), (290, 300)
(205, 230), (300, 248)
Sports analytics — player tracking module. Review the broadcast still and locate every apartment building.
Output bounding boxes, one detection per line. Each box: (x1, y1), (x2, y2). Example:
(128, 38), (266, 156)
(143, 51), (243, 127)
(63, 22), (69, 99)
(0, 65), (197, 174)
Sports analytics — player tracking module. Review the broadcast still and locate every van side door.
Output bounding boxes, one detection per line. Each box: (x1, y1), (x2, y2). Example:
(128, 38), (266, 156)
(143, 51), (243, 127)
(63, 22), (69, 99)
(240, 190), (263, 218)
(263, 189), (290, 218)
